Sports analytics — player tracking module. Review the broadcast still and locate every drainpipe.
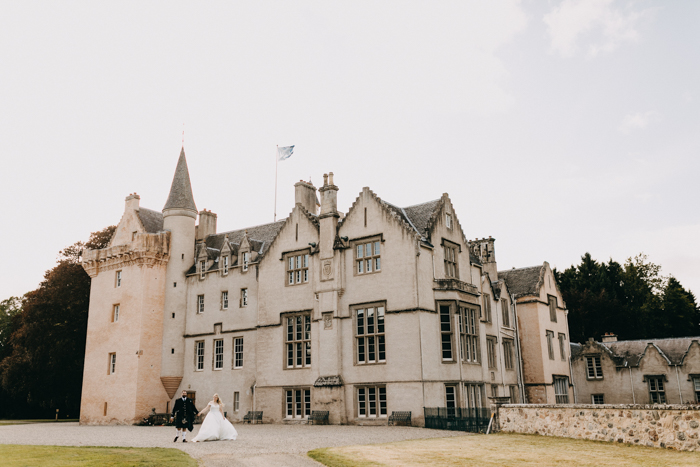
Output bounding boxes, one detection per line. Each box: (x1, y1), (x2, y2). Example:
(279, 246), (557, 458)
(563, 309), (576, 404)
(675, 365), (683, 404)
(252, 381), (257, 412)
(512, 294), (526, 404)
(629, 367), (636, 404)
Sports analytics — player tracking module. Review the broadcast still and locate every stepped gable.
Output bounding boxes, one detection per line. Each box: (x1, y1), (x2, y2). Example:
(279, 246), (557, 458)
(137, 207), (164, 233)
(498, 265), (545, 298)
(163, 147), (197, 213)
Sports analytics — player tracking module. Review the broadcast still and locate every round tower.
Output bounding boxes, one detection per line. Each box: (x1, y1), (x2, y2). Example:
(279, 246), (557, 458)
(160, 147), (197, 400)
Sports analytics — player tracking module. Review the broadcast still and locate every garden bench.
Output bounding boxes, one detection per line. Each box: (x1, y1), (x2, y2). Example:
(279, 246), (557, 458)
(243, 411), (263, 424)
(308, 410), (329, 425)
(388, 411), (412, 426)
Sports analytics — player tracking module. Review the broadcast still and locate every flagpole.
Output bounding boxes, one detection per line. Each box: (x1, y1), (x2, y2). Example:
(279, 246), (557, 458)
(274, 145), (278, 222)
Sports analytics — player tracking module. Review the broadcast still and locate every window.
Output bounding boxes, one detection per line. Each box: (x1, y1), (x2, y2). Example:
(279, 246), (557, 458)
(115, 270), (122, 288)
(223, 256), (229, 275)
(356, 240), (381, 274)
(214, 339), (223, 370)
(546, 330), (555, 360)
(443, 242), (458, 278)
(548, 295), (557, 322)
(554, 376), (569, 403)
(693, 376), (700, 403)
(112, 304), (120, 322)
(285, 388), (310, 419)
(240, 288), (248, 307)
(286, 253), (309, 285)
(558, 333), (567, 360)
(458, 306), (479, 363)
(482, 294), (491, 323)
(197, 295), (205, 314)
(491, 385), (498, 397)
(233, 392), (240, 412)
(242, 252), (250, 271)
(132, 231), (137, 241)
(464, 383), (483, 409)
(222, 291), (229, 310)
(195, 341), (205, 371)
(234, 337), (243, 369)
(503, 339), (514, 370)
(200, 260), (206, 279)
(445, 385), (457, 417)
(439, 304), (453, 361)
(486, 336), (497, 369)
(446, 213), (452, 229)
(501, 299), (510, 327)
(586, 356), (603, 379)
(286, 313), (311, 368)
(355, 305), (386, 364)
(591, 394), (605, 404)
(509, 385), (519, 403)
(108, 353), (116, 374)
(357, 386), (387, 418)
(647, 376), (666, 404)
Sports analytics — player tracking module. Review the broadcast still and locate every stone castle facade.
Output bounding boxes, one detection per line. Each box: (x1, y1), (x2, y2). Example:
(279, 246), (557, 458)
(80, 148), (572, 425)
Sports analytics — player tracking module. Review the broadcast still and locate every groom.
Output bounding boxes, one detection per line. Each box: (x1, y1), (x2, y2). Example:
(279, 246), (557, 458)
(171, 390), (198, 442)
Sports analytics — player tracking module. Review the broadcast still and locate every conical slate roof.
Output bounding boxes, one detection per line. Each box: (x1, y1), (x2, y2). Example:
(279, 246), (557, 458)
(163, 147), (197, 213)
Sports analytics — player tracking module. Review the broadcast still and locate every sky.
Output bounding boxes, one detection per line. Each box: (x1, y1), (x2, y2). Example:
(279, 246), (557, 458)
(1, 0), (699, 301)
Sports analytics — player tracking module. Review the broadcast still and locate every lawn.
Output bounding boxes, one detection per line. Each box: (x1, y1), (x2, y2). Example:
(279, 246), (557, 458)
(308, 432), (700, 467)
(0, 420), (78, 426)
(0, 445), (196, 467)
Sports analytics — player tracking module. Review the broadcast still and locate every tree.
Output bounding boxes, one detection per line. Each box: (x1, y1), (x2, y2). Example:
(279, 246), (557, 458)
(0, 226), (115, 418)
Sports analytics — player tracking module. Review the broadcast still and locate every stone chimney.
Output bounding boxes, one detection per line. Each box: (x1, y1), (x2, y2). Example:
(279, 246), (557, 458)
(294, 180), (318, 215)
(319, 172), (339, 259)
(601, 333), (618, 343)
(469, 237), (497, 279)
(125, 193), (140, 212)
(196, 209), (217, 241)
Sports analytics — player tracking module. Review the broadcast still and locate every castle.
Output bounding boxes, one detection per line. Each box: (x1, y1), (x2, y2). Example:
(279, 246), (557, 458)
(80, 148), (572, 425)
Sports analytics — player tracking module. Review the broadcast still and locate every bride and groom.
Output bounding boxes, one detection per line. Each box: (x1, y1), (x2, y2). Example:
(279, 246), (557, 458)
(171, 390), (238, 442)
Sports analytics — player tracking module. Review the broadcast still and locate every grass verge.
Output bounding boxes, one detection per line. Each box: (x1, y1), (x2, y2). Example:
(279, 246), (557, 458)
(308, 432), (700, 467)
(0, 445), (196, 466)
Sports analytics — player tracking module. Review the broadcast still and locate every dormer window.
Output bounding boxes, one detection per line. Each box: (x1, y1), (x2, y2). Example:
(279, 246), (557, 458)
(223, 256), (229, 275)
(446, 214), (452, 229)
(131, 231), (137, 241)
(200, 260), (206, 279)
(242, 252), (250, 271)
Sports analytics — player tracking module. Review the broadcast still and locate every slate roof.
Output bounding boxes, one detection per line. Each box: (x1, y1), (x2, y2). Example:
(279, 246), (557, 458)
(571, 337), (700, 367)
(379, 198), (441, 243)
(137, 208), (164, 233)
(497, 265), (545, 298)
(204, 220), (286, 256)
(163, 147), (197, 212)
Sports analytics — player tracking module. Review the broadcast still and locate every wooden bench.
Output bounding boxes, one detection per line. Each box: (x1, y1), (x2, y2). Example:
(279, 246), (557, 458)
(308, 410), (329, 425)
(388, 411), (411, 426)
(243, 411), (263, 424)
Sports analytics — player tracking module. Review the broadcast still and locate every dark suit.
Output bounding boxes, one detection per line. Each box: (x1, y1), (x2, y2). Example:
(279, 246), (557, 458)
(172, 397), (198, 432)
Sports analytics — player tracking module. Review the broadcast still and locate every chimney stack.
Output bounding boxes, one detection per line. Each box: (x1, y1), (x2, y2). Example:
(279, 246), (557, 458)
(601, 333), (618, 343)
(196, 209), (217, 241)
(294, 180), (318, 215)
(319, 172), (340, 259)
(125, 193), (140, 212)
(320, 172), (338, 216)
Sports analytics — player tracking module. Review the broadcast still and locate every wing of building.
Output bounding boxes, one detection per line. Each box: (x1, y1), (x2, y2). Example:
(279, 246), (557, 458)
(79, 148), (573, 425)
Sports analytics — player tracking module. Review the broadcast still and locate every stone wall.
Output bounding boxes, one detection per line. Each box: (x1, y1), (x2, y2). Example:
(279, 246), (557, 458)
(498, 404), (700, 451)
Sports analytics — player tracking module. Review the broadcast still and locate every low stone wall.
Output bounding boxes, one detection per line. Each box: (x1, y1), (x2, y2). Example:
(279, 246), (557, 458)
(498, 404), (700, 451)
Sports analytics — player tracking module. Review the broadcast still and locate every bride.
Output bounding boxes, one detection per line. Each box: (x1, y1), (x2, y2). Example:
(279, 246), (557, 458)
(192, 394), (238, 442)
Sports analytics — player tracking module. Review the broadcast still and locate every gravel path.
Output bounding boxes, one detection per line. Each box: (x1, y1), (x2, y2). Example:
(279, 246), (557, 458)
(0, 422), (465, 466)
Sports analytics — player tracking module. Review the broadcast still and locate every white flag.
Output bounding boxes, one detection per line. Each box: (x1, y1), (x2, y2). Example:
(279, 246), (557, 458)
(278, 145), (294, 161)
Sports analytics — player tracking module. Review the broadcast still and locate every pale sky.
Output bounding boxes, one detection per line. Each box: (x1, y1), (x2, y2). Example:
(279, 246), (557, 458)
(1, 1), (699, 301)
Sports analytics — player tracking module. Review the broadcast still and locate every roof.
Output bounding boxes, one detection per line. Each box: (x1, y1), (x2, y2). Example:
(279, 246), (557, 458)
(163, 147), (197, 213)
(571, 337), (700, 367)
(497, 265), (545, 298)
(137, 208), (164, 233)
(204, 220), (286, 256)
(401, 199), (441, 239)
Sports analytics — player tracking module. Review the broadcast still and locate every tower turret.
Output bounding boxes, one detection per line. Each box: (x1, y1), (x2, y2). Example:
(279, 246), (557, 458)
(160, 147), (197, 401)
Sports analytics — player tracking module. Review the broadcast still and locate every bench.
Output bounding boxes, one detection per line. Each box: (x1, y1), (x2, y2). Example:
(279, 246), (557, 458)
(308, 410), (329, 425)
(243, 411), (263, 424)
(388, 411), (412, 426)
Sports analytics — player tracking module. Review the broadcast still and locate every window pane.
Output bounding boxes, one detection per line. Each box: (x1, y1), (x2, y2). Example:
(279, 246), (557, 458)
(366, 259), (372, 272)
(358, 337), (365, 363)
(358, 388), (366, 416)
(365, 243), (372, 257)
(367, 308), (375, 334)
(379, 387), (387, 415)
(368, 387), (376, 415)
(304, 254), (309, 267)
(296, 342), (302, 366)
(305, 341), (311, 366)
(296, 316), (302, 340)
(358, 260), (364, 273)
(368, 336), (375, 362)
(357, 309), (364, 335)
(374, 241), (381, 256)
(357, 245), (363, 258)
(377, 307), (385, 333)
(378, 335), (385, 361)
(375, 257), (381, 271)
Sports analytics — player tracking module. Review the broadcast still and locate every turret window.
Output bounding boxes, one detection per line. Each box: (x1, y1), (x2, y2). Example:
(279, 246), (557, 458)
(108, 353), (116, 374)
(112, 304), (120, 322)
(115, 270), (122, 288)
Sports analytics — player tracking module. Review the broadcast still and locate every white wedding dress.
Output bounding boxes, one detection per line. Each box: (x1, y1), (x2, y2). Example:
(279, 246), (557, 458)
(192, 402), (238, 442)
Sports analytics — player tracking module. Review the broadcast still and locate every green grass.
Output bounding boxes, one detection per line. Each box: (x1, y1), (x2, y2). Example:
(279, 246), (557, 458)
(308, 433), (700, 467)
(0, 445), (197, 467)
(0, 420), (78, 426)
